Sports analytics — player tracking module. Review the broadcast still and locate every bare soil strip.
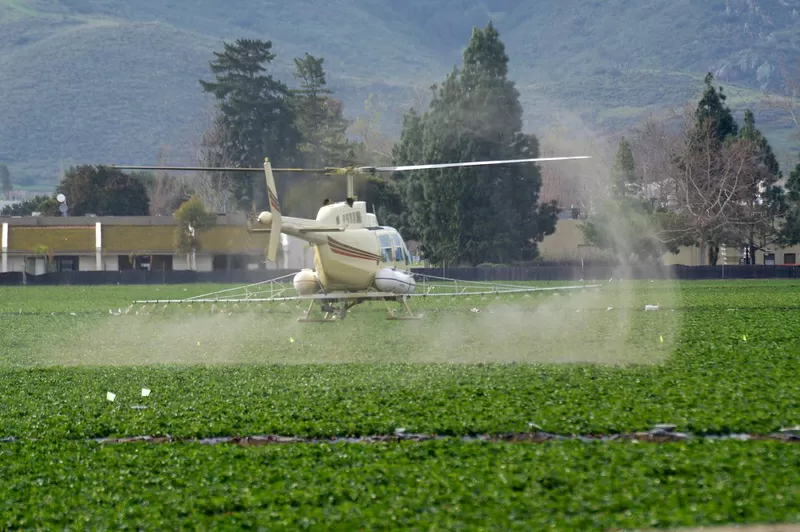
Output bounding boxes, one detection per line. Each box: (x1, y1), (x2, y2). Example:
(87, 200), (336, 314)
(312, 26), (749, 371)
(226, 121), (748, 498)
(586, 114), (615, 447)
(3, 427), (797, 446)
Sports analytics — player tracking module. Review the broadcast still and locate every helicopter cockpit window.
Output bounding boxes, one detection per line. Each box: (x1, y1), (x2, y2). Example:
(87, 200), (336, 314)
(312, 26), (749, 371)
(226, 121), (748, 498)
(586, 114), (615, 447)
(378, 234), (393, 262)
(391, 233), (406, 263)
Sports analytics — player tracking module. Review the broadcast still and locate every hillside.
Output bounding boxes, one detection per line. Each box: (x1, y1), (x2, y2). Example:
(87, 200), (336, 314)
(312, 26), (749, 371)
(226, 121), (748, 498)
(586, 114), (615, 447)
(1, 0), (798, 188)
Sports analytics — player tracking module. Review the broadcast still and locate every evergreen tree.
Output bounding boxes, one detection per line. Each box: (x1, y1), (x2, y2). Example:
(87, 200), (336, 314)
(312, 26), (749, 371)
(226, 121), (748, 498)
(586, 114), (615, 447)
(778, 160), (800, 246)
(199, 39), (300, 212)
(695, 73), (738, 144)
(679, 73), (740, 265)
(610, 136), (638, 198)
(290, 53), (353, 168)
(395, 22), (556, 266)
(736, 109), (786, 263)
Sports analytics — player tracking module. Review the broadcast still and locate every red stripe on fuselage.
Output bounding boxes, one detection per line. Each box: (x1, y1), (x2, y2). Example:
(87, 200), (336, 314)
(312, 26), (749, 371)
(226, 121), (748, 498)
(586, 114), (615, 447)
(329, 245), (380, 261)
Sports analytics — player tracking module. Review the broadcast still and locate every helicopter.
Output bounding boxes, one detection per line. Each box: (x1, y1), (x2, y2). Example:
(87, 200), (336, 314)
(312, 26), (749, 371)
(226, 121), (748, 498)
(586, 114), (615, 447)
(111, 155), (599, 322)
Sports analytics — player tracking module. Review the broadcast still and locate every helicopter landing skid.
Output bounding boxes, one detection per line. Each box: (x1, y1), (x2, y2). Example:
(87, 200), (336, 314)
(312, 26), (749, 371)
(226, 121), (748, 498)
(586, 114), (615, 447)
(297, 299), (357, 322)
(384, 297), (422, 321)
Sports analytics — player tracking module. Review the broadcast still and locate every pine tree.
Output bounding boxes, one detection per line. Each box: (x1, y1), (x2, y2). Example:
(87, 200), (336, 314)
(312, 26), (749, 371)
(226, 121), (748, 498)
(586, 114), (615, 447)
(199, 39), (300, 212)
(736, 109), (786, 263)
(290, 53), (353, 168)
(681, 73), (741, 265)
(610, 137), (638, 198)
(695, 73), (738, 144)
(778, 160), (800, 246)
(396, 22), (556, 266)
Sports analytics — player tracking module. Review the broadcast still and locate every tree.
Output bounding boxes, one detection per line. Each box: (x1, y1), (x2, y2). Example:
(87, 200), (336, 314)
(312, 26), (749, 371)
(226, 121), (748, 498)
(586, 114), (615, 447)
(580, 138), (682, 265)
(581, 198), (682, 265)
(611, 136), (638, 197)
(662, 111), (766, 266)
(173, 195), (217, 270)
(695, 73), (738, 143)
(56, 165), (149, 216)
(0, 165), (11, 197)
(663, 75), (745, 265)
(290, 53), (354, 168)
(778, 159), (800, 246)
(134, 145), (189, 216)
(0, 195), (53, 216)
(199, 39), (300, 212)
(732, 109), (785, 263)
(37, 197), (60, 217)
(349, 93), (394, 167)
(193, 111), (238, 213)
(394, 23), (556, 266)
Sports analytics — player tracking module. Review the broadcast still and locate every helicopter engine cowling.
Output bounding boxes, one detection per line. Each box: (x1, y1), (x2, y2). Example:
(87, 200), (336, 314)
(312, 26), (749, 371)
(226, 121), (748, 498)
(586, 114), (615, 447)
(374, 269), (416, 295)
(293, 269), (320, 295)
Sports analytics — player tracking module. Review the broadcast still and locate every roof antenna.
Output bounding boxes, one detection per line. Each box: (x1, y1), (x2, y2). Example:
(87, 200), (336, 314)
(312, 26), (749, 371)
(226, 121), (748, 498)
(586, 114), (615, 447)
(346, 197), (354, 207)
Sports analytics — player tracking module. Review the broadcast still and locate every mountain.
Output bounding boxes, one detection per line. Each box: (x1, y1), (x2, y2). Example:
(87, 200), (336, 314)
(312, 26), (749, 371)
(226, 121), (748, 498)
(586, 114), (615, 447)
(1, 0), (798, 189)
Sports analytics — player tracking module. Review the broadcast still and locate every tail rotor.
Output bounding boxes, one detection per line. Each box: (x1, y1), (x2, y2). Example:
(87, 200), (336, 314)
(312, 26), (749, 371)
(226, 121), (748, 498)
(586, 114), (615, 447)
(256, 157), (282, 262)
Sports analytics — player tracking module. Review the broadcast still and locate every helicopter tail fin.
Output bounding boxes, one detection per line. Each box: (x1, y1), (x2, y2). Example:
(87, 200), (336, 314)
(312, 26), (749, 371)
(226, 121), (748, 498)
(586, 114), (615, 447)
(259, 157), (282, 262)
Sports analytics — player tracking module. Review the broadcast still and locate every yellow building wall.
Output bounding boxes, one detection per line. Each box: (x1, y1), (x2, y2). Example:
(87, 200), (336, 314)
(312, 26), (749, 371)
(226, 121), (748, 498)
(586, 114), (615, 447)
(101, 226), (272, 254)
(8, 227), (95, 253)
(103, 226), (174, 253)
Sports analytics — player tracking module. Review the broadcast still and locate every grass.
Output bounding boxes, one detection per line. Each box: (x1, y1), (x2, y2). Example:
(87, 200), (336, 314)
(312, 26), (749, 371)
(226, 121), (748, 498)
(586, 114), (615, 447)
(1, 279), (800, 527)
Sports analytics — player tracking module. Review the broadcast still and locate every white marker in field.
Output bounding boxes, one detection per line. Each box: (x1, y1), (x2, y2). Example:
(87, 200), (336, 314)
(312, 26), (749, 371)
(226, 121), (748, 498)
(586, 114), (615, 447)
(141, 388), (151, 397)
(106, 391), (116, 402)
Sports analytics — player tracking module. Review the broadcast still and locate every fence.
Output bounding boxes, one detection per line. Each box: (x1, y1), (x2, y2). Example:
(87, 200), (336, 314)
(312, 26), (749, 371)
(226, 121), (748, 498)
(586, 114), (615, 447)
(1, 264), (800, 286)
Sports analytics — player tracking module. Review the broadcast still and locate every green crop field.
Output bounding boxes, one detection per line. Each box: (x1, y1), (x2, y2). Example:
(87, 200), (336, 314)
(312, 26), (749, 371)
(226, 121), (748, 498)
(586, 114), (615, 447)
(1, 279), (800, 529)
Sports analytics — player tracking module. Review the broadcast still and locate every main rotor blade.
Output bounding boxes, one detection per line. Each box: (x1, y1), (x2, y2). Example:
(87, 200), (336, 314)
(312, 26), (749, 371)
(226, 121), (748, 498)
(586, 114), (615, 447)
(105, 155), (590, 174)
(368, 155), (591, 173)
(105, 165), (328, 173)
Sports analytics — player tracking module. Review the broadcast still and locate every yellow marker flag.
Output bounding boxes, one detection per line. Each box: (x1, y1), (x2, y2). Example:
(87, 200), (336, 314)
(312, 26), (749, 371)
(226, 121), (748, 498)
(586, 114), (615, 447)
(290, 337), (295, 344)
(742, 334), (747, 341)
(659, 335), (664, 344)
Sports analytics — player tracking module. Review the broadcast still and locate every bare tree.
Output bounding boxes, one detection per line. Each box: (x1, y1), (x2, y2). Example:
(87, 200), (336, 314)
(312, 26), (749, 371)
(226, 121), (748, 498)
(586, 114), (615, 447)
(537, 116), (613, 215)
(192, 111), (237, 213)
(628, 112), (684, 207)
(348, 93), (394, 166)
(657, 107), (768, 265)
(147, 145), (189, 215)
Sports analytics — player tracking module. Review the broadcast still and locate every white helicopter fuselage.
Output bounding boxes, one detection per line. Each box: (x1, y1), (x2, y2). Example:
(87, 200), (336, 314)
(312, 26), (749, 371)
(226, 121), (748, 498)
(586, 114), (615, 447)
(259, 199), (415, 296)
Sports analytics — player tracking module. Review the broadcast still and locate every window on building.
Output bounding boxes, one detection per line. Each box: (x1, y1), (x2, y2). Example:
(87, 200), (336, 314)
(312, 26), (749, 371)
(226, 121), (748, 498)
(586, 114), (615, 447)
(764, 253), (776, 266)
(784, 253), (796, 265)
(56, 256), (79, 272)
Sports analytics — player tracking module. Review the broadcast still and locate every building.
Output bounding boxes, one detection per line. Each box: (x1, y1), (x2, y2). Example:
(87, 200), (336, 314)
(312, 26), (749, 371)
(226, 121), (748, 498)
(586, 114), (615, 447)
(538, 218), (800, 266)
(3, 213), (799, 273)
(0, 214), (313, 274)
